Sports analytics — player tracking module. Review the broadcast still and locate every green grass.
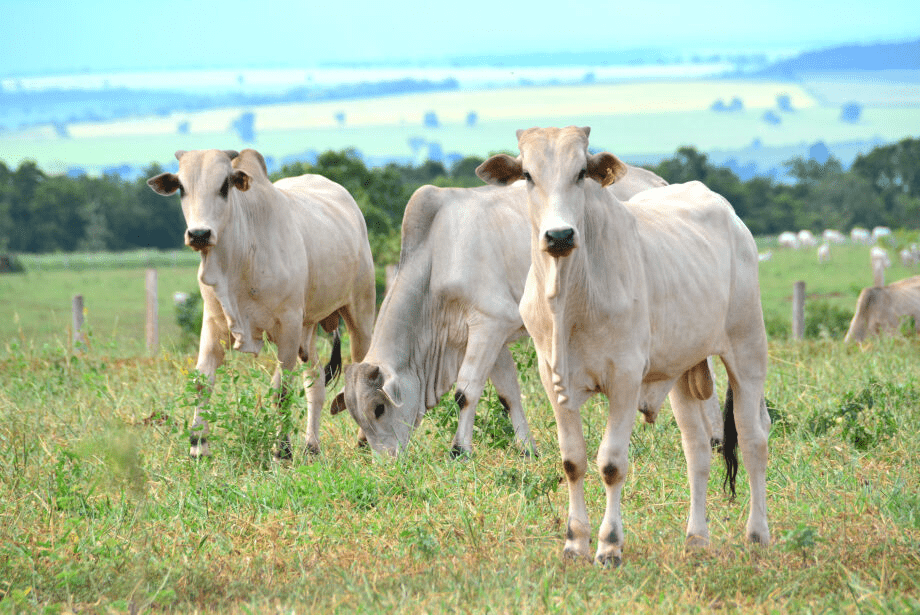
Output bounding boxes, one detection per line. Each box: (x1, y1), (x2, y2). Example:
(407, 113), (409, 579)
(1, 252), (200, 357)
(2, 246), (920, 612)
(1, 335), (919, 613)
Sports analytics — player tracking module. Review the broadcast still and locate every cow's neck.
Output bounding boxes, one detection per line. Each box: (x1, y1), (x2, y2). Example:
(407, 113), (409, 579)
(528, 192), (638, 404)
(197, 186), (278, 352)
(367, 257), (460, 410)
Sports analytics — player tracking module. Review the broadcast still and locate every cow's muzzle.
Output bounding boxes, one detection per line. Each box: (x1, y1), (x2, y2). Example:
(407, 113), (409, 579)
(186, 228), (213, 250)
(544, 228), (576, 257)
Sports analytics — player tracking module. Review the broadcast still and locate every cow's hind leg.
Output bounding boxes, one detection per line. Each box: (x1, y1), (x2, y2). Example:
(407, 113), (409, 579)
(297, 328), (325, 456)
(669, 373), (713, 547)
(271, 315), (308, 460)
(721, 350), (770, 546)
(488, 345), (538, 457)
(451, 325), (508, 457)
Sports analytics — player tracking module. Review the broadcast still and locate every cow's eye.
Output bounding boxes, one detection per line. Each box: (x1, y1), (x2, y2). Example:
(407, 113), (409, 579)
(577, 169), (586, 182)
(523, 171), (533, 183)
(219, 177), (230, 199)
(374, 404), (385, 419)
(178, 184), (186, 197)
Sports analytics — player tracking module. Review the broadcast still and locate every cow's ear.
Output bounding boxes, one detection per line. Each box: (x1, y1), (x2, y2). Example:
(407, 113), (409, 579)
(174, 150), (187, 161)
(587, 152), (628, 187)
(476, 154), (524, 186)
(230, 169), (251, 192)
(147, 172), (181, 196)
(330, 391), (347, 415)
(380, 374), (402, 408)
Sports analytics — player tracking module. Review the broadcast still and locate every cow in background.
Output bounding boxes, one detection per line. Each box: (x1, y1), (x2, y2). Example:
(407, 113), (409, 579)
(148, 149), (375, 458)
(845, 276), (920, 342)
(477, 126), (770, 565)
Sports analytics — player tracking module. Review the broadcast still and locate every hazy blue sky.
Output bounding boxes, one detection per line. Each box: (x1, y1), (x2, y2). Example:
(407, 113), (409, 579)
(2, 0), (918, 75)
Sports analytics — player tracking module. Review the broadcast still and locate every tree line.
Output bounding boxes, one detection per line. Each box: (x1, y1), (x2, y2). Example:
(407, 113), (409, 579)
(1, 138), (918, 263)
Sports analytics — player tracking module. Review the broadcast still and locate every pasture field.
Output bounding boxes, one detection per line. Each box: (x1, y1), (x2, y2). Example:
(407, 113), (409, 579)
(2, 245), (920, 613)
(0, 253), (201, 358)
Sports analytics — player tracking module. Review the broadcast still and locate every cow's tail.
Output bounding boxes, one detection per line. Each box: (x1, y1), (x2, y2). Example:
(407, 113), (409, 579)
(323, 329), (342, 386)
(721, 384), (739, 500)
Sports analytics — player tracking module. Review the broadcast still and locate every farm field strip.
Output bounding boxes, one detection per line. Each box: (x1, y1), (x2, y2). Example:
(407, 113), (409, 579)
(8, 76), (917, 174)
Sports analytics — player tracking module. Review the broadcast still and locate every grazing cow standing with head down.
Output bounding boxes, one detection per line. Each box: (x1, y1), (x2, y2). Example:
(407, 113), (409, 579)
(331, 164), (725, 459)
(477, 126), (770, 566)
(845, 275), (920, 342)
(148, 149), (376, 458)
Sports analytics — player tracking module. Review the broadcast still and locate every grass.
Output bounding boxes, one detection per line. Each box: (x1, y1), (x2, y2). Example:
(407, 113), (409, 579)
(2, 245), (920, 612)
(1, 334), (919, 613)
(0, 253), (201, 357)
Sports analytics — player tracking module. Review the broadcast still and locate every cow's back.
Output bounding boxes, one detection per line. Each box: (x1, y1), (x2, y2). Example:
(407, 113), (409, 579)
(398, 183), (531, 315)
(625, 181), (761, 369)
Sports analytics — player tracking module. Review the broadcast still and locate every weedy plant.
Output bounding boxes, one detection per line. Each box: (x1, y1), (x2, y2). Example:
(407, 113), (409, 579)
(807, 377), (906, 450)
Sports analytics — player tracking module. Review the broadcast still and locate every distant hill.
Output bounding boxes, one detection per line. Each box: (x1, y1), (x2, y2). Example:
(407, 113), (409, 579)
(757, 39), (920, 77)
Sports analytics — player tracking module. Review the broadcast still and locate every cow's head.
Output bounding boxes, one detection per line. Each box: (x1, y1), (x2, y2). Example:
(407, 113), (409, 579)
(330, 362), (422, 457)
(476, 126), (627, 258)
(146, 149), (249, 251)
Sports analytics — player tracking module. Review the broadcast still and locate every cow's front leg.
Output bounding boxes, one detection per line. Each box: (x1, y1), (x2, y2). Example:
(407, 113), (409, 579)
(190, 319), (226, 458)
(450, 325), (506, 457)
(540, 360), (591, 560)
(595, 376), (641, 567)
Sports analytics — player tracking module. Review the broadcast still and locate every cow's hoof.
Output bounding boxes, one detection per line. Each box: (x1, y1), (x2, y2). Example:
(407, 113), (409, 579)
(594, 553), (622, 568)
(685, 534), (710, 549)
(450, 445), (471, 460)
(304, 441), (321, 456)
(562, 547), (591, 563)
(274, 437), (294, 461)
(189, 437), (211, 459)
(747, 531), (770, 546)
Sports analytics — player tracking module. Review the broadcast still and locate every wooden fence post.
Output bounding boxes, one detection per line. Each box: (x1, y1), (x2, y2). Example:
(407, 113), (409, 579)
(72, 294), (86, 350)
(146, 268), (159, 354)
(792, 280), (806, 340)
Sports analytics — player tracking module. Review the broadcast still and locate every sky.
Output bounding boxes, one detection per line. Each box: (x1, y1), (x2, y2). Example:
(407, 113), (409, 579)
(2, 0), (919, 75)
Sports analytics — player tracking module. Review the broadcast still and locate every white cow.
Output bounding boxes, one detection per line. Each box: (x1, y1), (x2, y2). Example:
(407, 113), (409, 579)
(777, 231), (799, 249)
(817, 243), (830, 263)
(851, 227), (872, 245)
(845, 275), (920, 342)
(148, 149), (376, 457)
(797, 230), (818, 248)
(477, 126), (770, 566)
(872, 226), (892, 243)
(332, 164), (726, 458)
(822, 229), (846, 244)
(871, 246), (891, 287)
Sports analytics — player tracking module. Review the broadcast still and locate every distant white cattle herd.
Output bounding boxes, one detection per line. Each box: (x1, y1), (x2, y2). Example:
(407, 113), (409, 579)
(145, 127), (911, 566)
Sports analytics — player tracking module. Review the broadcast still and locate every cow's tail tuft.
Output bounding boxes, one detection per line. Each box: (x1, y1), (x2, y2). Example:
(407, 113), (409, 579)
(323, 329), (342, 387)
(721, 384), (739, 500)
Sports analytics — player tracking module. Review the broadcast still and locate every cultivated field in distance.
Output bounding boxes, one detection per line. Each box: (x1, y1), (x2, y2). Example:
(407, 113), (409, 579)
(3, 72), (919, 175)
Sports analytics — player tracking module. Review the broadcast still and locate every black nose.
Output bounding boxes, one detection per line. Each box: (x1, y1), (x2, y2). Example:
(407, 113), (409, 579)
(187, 228), (212, 248)
(545, 228), (575, 256)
